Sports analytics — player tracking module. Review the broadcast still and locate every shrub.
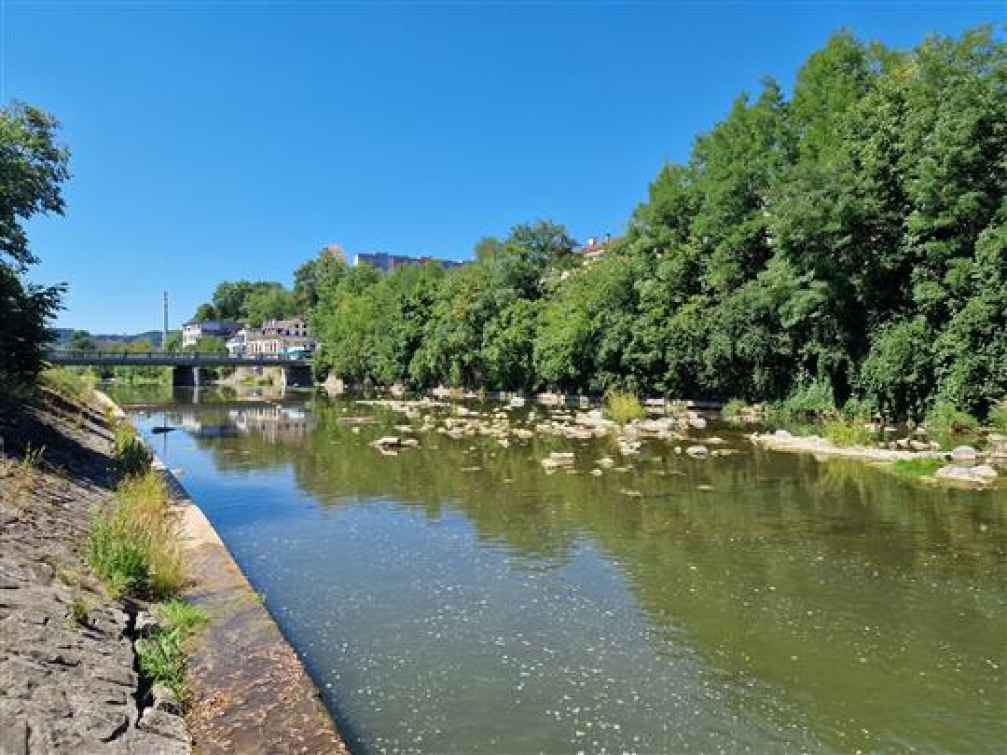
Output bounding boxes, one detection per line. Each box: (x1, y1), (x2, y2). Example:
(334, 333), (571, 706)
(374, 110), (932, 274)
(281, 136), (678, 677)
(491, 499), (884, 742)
(87, 473), (183, 599)
(824, 419), (873, 447)
(772, 379), (837, 420)
(721, 398), (747, 419)
(890, 458), (944, 480)
(603, 390), (645, 424)
(990, 398), (1007, 433)
(113, 425), (152, 477)
(925, 401), (979, 436)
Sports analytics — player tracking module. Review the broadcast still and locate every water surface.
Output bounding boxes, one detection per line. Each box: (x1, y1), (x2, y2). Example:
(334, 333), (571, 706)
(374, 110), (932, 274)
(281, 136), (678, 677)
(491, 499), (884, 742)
(113, 387), (1006, 753)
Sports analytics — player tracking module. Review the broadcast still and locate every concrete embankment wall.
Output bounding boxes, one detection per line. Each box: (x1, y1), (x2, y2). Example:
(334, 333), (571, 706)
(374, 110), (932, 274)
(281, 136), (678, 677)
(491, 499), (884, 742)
(144, 437), (347, 753)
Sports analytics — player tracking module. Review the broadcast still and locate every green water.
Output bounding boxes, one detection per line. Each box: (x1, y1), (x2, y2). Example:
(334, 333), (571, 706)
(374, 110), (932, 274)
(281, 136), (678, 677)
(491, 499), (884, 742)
(111, 386), (1007, 754)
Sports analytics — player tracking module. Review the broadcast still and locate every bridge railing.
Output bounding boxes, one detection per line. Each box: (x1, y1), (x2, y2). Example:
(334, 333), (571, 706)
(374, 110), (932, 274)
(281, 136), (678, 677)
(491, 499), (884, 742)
(46, 350), (310, 363)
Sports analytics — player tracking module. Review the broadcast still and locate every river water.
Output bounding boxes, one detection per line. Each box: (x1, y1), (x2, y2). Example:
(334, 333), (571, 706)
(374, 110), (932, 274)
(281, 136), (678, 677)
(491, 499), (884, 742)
(112, 387), (1006, 754)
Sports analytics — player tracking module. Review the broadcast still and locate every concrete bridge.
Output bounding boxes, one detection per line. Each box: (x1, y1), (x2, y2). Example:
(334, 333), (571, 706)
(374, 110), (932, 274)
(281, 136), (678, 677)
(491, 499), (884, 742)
(46, 350), (314, 387)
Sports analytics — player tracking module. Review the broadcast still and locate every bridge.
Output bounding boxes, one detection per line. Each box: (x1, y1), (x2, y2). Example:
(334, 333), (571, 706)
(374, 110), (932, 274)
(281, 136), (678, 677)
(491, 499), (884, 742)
(46, 350), (314, 387)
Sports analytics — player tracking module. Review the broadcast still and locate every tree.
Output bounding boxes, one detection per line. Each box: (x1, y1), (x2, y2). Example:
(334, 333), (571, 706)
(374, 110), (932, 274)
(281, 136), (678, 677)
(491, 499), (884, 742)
(294, 249), (347, 313)
(67, 330), (96, 351)
(0, 103), (70, 386)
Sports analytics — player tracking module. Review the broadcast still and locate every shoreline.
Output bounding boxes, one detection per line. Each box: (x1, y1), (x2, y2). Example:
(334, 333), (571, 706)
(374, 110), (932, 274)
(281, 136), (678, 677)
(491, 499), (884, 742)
(130, 403), (348, 753)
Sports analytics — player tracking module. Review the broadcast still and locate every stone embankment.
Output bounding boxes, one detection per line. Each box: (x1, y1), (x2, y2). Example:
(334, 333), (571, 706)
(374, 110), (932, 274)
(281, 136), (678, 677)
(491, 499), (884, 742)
(1, 388), (347, 753)
(0, 391), (190, 753)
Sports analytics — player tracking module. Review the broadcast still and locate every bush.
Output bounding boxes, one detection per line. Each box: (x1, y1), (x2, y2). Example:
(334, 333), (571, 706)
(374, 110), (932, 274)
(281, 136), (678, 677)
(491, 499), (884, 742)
(87, 473), (183, 599)
(113, 425), (152, 477)
(772, 379), (837, 420)
(824, 419), (873, 447)
(721, 398), (747, 419)
(990, 398), (1007, 433)
(603, 390), (645, 424)
(890, 458), (944, 480)
(925, 401), (979, 436)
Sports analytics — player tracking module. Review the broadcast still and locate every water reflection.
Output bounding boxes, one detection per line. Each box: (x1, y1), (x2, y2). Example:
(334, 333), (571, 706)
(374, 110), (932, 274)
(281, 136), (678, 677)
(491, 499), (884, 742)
(122, 390), (1007, 754)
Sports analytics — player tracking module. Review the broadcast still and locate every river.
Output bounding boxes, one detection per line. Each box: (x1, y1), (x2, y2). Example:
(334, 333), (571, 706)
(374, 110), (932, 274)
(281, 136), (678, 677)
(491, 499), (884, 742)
(110, 386), (1006, 754)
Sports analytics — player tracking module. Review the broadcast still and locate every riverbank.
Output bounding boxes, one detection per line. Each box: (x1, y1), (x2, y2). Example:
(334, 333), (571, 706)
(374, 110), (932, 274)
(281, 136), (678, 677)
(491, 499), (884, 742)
(161, 462), (347, 753)
(0, 387), (190, 752)
(0, 384), (346, 753)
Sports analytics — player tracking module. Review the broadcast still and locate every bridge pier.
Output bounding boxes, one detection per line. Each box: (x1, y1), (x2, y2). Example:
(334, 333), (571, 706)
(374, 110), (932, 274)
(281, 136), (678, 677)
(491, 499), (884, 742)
(172, 366), (206, 387)
(282, 365), (314, 389)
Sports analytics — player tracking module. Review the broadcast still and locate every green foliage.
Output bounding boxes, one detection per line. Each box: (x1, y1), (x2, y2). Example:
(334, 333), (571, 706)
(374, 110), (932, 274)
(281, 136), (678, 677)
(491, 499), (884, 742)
(297, 26), (1004, 418)
(67, 330), (96, 351)
(192, 280), (298, 326)
(721, 398), (747, 419)
(772, 379), (837, 420)
(42, 367), (95, 403)
(87, 473), (183, 599)
(991, 398), (1007, 433)
(156, 600), (208, 636)
(603, 390), (645, 424)
(0, 103), (69, 388)
(135, 628), (186, 701)
(925, 402), (979, 439)
(113, 425), (152, 477)
(824, 419), (873, 448)
(889, 458), (944, 481)
(66, 597), (90, 627)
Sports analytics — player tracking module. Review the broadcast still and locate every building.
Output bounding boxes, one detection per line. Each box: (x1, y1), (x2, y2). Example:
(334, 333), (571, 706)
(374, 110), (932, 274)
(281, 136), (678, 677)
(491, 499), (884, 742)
(576, 234), (617, 261)
(352, 252), (463, 272)
(227, 318), (317, 358)
(182, 320), (241, 349)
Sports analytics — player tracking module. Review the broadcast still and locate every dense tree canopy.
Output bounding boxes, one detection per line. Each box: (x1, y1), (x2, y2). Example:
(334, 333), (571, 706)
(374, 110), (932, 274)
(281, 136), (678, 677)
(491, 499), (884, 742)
(308, 27), (1005, 422)
(1, 103), (69, 386)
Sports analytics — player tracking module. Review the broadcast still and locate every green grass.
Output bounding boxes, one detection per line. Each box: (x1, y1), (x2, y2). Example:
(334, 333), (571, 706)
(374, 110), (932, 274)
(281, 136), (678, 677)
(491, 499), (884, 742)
(65, 596), (90, 627)
(890, 457), (944, 480)
(824, 419), (874, 447)
(156, 600), (208, 636)
(603, 390), (645, 424)
(112, 424), (152, 477)
(136, 627), (186, 701)
(771, 379), (837, 421)
(87, 472), (183, 599)
(41, 367), (95, 404)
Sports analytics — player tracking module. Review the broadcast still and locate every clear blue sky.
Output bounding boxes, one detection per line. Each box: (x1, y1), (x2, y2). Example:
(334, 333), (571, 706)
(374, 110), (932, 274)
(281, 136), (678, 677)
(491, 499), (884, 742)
(6, 0), (1003, 333)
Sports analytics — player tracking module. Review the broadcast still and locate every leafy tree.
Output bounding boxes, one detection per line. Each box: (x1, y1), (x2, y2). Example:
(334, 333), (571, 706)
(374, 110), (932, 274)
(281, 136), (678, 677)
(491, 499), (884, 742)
(68, 330), (96, 351)
(294, 249), (347, 313)
(0, 103), (69, 386)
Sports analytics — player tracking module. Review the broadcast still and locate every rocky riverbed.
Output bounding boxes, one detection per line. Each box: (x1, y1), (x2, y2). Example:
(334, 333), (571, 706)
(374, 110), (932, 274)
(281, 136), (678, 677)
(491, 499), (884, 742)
(0, 391), (190, 753)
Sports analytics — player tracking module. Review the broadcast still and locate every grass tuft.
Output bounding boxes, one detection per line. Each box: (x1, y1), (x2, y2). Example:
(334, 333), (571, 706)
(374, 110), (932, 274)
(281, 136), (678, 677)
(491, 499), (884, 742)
(990, 398), (1007, 433)
(136, 627), (187, 701)
(824, 419), (874, 447)
(65, 596), (90, 627)
(87, 472), (183, 599)
(889, 457), (944, 480)
(156, 600), (208, 636)
(603, 390), (645, 424)
(113, 424), (152, 477)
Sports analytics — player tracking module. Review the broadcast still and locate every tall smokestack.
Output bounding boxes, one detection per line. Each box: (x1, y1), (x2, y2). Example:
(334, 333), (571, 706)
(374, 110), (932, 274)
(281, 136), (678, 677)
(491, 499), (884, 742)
(163, 291), (169, 351)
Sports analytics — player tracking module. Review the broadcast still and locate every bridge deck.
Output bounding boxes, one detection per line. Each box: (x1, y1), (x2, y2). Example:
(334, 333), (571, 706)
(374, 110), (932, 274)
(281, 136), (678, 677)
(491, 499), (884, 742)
(47, 350), (312, 368)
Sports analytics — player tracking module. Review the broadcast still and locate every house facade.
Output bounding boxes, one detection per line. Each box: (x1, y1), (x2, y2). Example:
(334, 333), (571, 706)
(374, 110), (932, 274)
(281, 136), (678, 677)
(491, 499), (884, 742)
(226, 318), (316, 358)
(352, 252), (462, 272)
(182, 320), (241, 349)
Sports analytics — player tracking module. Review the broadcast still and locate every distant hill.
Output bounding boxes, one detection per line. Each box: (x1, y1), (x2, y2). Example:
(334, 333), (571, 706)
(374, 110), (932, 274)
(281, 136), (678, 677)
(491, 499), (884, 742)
(51, 329), (171, 348)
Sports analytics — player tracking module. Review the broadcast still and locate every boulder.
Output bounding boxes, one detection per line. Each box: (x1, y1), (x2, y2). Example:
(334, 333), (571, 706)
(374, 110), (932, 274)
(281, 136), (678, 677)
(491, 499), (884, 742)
(773, 429), (793, 440)
(935, 464), (998, 484)
(685, 445), (709, 458)
(950, 445), (978, 461)
(369, 436), (401, 449)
